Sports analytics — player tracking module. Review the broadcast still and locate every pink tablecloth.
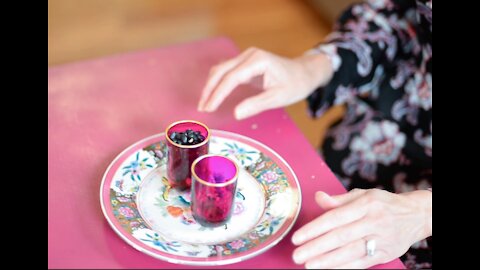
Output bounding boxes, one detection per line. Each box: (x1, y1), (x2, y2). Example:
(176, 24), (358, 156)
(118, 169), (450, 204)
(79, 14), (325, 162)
(48, 37), (405, 269)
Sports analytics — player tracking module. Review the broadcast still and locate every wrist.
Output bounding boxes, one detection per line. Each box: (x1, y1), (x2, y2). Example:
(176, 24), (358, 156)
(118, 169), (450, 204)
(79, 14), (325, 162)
(295, 53), (334, 92)
(403, 190), (432, 240)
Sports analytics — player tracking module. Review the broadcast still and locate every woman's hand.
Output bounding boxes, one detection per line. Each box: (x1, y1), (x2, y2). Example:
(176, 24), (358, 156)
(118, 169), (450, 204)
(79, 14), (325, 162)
(198, 47), (333, 120)
(291, 189), (432, 269)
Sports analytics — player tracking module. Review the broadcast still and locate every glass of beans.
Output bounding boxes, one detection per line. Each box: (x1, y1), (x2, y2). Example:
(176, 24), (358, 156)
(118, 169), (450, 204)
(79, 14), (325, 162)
(165, 120), (210, 190)
(190, 154), (239, 227)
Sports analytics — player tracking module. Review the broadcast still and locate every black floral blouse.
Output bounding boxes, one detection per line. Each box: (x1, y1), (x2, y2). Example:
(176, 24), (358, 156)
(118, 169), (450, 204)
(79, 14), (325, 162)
(307, 0), (432, 268)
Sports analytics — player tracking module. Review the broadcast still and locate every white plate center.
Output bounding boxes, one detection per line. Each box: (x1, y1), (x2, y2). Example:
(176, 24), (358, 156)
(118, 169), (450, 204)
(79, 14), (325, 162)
(137, 166), (266, 245)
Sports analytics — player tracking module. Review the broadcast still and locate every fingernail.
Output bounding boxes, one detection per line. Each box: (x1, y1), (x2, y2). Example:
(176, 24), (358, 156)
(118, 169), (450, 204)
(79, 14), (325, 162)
(234, 107), (247, 120)
(305, 261), (318, 269)
(235, 113), (245, 121)
(292, 249), (305, 264)
(291, 233), (303, 245)
(316, 191), (334, 202)
(234, 110), (243, 120)
(207, 102), (219, 112)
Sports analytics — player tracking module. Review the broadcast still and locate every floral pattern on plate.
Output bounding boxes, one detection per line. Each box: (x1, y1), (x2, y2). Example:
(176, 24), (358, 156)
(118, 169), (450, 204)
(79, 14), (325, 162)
(101, 130), (301, 265)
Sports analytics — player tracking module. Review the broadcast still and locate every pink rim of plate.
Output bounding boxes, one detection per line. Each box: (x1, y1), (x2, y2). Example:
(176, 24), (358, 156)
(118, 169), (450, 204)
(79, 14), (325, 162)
(100, 130), (302, 266)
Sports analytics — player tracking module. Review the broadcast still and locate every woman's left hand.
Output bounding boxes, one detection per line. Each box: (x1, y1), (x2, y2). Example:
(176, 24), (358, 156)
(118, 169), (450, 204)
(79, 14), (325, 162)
(291, 188), (432, 269)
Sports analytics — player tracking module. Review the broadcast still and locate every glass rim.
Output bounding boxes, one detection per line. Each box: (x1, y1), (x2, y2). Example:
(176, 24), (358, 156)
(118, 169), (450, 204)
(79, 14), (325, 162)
(191, 154), (239, 187)
(165, 120), (211, 149)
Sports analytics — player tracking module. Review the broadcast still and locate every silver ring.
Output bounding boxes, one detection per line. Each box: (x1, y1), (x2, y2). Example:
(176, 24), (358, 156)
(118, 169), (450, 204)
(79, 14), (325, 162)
(366, 239), (376, 257)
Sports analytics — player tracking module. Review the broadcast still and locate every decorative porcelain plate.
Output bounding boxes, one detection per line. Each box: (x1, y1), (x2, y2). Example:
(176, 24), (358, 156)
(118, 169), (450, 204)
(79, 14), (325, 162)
(100, 130), (301, 265)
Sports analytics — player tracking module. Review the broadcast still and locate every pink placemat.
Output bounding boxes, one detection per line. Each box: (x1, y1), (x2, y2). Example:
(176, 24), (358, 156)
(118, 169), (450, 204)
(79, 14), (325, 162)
(48, 37), (405, 269)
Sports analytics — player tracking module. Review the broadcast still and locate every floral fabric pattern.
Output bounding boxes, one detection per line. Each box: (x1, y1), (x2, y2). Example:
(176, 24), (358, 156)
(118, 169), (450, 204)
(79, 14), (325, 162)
(307, 0), (432, 268)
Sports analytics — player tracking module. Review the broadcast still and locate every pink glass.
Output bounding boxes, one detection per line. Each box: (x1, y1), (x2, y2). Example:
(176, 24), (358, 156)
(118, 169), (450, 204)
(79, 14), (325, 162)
(191, 154), (239, 227)
(165, 120), (210, 190)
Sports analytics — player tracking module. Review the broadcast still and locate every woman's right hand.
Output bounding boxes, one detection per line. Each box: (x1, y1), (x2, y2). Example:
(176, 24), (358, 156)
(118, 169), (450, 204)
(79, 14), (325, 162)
(198, 47), (334, 120)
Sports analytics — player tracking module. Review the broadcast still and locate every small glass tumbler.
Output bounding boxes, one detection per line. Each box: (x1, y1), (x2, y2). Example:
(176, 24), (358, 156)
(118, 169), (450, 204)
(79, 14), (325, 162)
(191, 154), (239, 227)
(165, 120), (210, 190)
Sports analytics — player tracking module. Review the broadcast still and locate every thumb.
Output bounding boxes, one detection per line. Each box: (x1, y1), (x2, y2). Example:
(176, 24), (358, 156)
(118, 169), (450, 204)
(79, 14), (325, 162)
(316, 189), (367, 210)
(315, 191), (341, 210)
(234, 91), (276, 120)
